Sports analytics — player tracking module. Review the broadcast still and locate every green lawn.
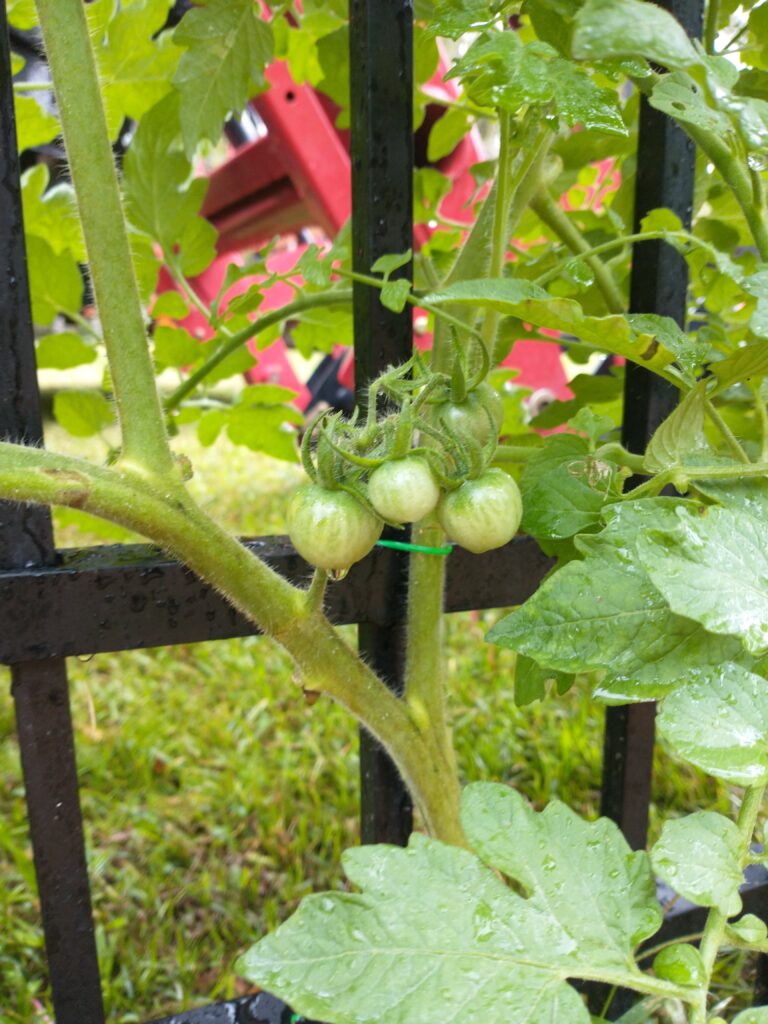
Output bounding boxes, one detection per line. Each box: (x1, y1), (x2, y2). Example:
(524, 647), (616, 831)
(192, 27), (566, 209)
(0, 429), (738, 1022)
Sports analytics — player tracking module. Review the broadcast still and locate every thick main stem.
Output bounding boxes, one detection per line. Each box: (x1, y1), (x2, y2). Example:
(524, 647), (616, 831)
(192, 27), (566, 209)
(0, 442), (464, 844)
(691, 783), (765, 1024)
(403, 518), (463, 841)
(34, 0), (175, 479)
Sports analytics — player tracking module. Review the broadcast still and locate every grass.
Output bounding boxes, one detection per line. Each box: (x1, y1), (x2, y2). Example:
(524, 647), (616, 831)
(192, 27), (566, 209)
(0, 427), (743, 1022)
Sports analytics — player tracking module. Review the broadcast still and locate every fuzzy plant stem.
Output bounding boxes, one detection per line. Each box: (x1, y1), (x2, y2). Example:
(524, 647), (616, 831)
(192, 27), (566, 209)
(691, 783), (765, 1024)
(703, 0), (720, 54)
(34, 0), (175, 480)
(480, 119), (554, 361)
(0, 441), (465, 843)
(531, 190), (626, 314)
(165, 289), (354, 411)
(686, 123), (768, 262)
(403, 517), (463, 834)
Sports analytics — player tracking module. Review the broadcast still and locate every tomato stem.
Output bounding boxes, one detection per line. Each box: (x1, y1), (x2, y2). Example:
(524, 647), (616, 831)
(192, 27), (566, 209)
(480, 118), (555, 364)
(691, 783), (766, 1024)
(704, 400), (750, 464)
(403, 515), (465, 844)
(531, 190), (626, 315)
(34, 0), (176, 481)
(164, 290), (354, 413)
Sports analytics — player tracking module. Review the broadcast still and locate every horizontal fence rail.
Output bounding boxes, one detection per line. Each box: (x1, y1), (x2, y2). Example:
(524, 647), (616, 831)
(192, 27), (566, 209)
(0, 536), (551, 663)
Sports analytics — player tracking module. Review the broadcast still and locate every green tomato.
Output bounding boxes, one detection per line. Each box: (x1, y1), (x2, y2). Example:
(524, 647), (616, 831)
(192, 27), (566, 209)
(437, 383), (504, 445)
(368, 457), (440, 524)
(287, 484), (382, 571)
(652, 943), (706, 987)
(438, 469), (522, 554)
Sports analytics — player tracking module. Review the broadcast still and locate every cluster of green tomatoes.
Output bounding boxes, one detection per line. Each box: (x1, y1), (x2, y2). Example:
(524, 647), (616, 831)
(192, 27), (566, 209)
(287, 358), (523, 574)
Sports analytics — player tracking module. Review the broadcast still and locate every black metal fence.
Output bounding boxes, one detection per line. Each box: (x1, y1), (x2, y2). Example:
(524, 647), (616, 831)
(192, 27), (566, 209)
(1, 1), (767, 1022)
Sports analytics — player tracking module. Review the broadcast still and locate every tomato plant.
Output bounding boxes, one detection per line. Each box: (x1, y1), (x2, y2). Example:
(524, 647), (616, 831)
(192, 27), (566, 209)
(4, 0), (768, 1022)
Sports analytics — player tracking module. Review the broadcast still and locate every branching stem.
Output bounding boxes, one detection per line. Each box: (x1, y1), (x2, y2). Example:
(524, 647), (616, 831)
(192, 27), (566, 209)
(531, 191), (626, 314)
(0, 440), (464, 843)
(705, 400), (750, 464)
(165, 290), (353, 412)
(337, 267), (485, 344)
(692, 783), (765, 1024)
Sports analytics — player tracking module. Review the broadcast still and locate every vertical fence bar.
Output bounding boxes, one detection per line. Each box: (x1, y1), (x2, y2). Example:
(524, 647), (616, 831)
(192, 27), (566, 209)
(349, 0), (414, 845)
(600, 0), (704, 852)
(0, 5), (105, 1020)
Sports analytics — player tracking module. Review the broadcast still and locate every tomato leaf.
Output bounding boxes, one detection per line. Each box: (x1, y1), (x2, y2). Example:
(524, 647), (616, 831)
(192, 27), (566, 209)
(123, 93), (216, 276)
(53, 390), (114, 437)
(572, 0), (698, 69)
(425, 279), (679, 375)
(21, 165), (86, 262)
(462, 784), (662, 953)
(413, 168), (452, 224)
(238, 782), (661, 1024)
(625, 313), (701, 381)
(226, 405), (301, 463)
(514, 654), (574, 705)
(428, 108), (472, 162)
(14, 94), (59, 153)
(371, 250), (413, 276)
(152, 291), (190, 321)
(25, 236), (84, 325)
(726, 916), (768, 951)
(710, 341), (768, 392)
(173, 0), (273, 155)
(637, 506), (768, 655)
(651, 811), (744, 916)
(36, 332), (97, 371)
(650, 72), (732, 137)
(658, 664), (768, 785)
(94, 0), (181, 139)
(424, 0), (493, 40)
(693, 476), (768, 520)
(643, 382), (711, 473)
(7, 0), (36, 29)
(153, 326), (201, 370)
(380, 278), (412, 313)
(449, 32), (626, 135)
(487, 500), (747, 701)
(521, 434), (617, 540)
(292, 306), (353, 357)
(733, 1011), (768, 1024)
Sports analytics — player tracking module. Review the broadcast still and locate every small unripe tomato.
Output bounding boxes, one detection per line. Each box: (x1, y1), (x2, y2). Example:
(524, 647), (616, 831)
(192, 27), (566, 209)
(652, 943), (705, 987)
(437, 383), (504, 445)
(287, 484), (382, 571)
(368, 457), (440, 524)
(437, 469), (522, 554)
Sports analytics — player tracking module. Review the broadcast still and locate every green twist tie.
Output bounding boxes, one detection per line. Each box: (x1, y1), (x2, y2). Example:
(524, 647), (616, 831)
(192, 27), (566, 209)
(376, 539), (452, 556)
(289, 1015), (304, 1024)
